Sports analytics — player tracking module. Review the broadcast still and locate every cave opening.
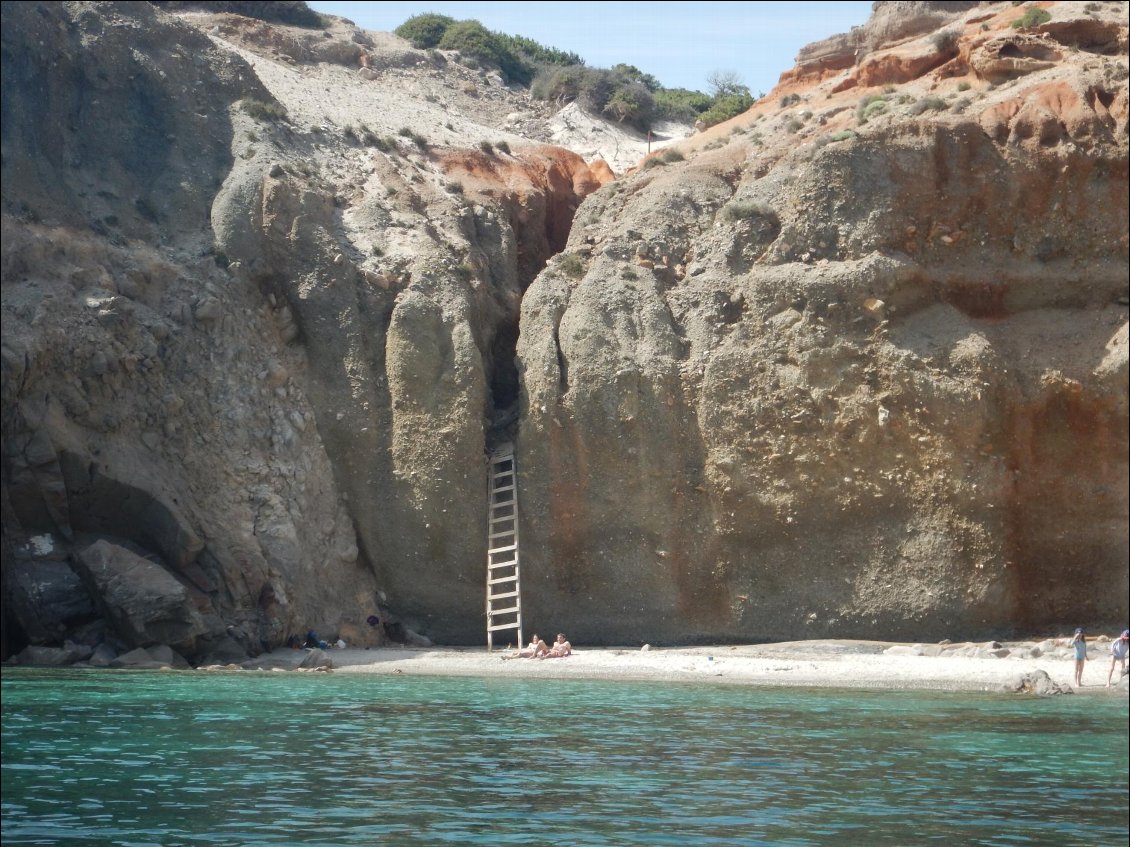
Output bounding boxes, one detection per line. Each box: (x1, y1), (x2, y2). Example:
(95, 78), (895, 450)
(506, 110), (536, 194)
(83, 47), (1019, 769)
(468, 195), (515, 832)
(486, 317), (521, 450)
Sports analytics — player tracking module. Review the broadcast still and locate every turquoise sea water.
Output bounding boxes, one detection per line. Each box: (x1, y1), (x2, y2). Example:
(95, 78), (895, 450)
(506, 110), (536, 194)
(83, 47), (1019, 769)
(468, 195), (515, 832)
(2, 669), (1127, 847)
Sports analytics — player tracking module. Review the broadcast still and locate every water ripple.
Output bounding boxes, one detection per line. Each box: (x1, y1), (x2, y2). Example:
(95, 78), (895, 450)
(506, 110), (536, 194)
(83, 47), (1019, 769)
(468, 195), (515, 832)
(2, 670), (1126, 846)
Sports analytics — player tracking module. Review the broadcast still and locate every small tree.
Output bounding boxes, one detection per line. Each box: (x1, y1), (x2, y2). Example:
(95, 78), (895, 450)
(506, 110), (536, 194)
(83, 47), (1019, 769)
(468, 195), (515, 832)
(394, 13), (455, 48)
(706, 69), (751, 100)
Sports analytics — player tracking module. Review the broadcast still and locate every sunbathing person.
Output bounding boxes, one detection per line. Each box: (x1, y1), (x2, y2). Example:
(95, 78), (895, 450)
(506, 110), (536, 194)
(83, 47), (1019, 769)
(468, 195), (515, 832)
(502, 634), (549, 659)
(540, 633), (572, 658)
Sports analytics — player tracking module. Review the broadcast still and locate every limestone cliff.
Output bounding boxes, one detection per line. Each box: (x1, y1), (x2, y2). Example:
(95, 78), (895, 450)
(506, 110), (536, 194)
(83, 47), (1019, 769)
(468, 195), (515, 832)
(2, 1), (1126, 663)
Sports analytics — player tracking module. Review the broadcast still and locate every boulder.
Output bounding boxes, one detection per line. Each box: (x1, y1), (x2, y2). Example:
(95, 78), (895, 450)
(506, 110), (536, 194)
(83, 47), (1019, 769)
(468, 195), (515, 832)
(5, 556), (95, 644)
(12, 644), (75, 666)
(108, 647), (169, 669)
(146, 643), (191, 669)
(298, 648), (333, 669)
(87, 642), (119, 667)
(195, 634), (250, 666)
(1003, 669), (1073, 696)
(73, 540), (207, 655)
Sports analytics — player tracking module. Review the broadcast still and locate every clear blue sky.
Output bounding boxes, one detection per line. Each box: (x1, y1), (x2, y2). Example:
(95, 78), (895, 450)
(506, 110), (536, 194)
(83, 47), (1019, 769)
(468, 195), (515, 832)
(305, 2), (873, 95)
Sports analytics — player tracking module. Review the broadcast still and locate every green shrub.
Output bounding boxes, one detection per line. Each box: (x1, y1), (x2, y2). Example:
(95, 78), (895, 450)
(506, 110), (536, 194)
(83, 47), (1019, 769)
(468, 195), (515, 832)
(395, 13), (454, 48)
(698, 94), (755, 128)
(1012, 7), (1051, 28)
(642, 148), (685, 169)
(152, 1), (326, 29)
(603, 83), (656, 131)
(829, 130), (856, 142)
(723, 201), (774, 221)
(558, 254), (585, 278)
(479, 140), (494, 154)
(530, 65), (587, 102)
(611, 63), (662, 92)
(242, 98), (287, 122)
(438, 20), (532, 85)
(495, 140), (511, 154)
(495, 32), (582, 66)
(932, 28), (960, 52)
(957, 81), (971, 91)
(785, 117), (804, 134)
(655, 88), (713, 121)
(909, 96), (947, 115)
(856, 95), (888, 124)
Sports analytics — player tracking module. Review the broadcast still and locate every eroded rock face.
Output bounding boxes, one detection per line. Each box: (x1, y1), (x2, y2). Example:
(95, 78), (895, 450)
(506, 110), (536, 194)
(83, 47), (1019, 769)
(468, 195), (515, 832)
(515, 3), (1130, 642)
(1, 1), (607, 653)
(74, 540), (208, 655)
(2, 1), (1126, 653)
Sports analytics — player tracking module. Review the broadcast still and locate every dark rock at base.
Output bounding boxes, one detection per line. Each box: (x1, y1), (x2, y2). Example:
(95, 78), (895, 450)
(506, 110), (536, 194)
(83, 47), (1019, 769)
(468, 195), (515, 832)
(147, 643), (191, 669)
(108, 647), (168, 668)
(12, 644), (75, 666)
(404, 628), (433, 648)
(62, 639), (93, 663)
(6, 557), (96, 645)
(196, 634), (250, 666)
(74, 541), (207, 655)
(87, 642), (119, 667)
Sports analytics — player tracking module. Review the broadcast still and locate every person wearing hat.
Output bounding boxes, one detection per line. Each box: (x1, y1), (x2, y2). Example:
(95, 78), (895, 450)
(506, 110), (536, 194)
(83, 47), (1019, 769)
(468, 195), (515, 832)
(1108, 629), (1129, 687)
(1070, 628), (1087, 687)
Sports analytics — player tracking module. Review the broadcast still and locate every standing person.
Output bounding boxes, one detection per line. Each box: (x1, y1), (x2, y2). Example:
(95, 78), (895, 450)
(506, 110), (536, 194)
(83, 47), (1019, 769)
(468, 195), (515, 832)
(1108, 630), (1129, 687)
(1070, 628), (1087, 687)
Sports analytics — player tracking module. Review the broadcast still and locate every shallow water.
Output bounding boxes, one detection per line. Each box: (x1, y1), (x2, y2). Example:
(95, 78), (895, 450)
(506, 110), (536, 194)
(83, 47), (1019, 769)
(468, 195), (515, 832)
(2, 669), (1126, 846)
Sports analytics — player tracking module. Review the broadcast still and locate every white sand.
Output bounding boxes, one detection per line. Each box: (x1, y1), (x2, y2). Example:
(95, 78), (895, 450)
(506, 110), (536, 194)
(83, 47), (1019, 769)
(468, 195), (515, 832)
(260, 638), (1129, 695)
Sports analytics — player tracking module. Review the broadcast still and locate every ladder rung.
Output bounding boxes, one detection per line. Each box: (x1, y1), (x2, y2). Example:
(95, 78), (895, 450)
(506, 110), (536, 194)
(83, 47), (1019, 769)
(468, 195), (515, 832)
(487, 447), (520, 647)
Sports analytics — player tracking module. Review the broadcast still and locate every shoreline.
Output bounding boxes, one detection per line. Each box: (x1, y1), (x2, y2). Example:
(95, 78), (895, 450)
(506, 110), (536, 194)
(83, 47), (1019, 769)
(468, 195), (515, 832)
(260, 638), (1130, 695)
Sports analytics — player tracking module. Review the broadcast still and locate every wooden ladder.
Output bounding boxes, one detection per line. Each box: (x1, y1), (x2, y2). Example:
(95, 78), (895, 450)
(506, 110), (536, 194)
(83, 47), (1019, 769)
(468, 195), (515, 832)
(486, 443), (523, 651)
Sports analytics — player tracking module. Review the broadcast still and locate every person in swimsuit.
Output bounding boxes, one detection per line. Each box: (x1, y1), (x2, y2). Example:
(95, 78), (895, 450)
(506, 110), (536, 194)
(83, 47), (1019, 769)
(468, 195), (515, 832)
(1070, 628), (1087, 687)
(503, 634), (549, 659)
(1108, 629), (1129, 687)
(541, 633), (572, 658)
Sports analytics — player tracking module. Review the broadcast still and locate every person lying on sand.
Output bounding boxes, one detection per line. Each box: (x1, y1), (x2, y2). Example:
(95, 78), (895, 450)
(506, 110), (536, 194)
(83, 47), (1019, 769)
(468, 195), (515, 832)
(539, 633), (572, 658)
(502, 634), (549, 659)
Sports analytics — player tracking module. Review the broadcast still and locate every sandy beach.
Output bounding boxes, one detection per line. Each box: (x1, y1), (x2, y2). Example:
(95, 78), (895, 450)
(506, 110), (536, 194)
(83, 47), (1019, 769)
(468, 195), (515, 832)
(250, 637), (1130, 696)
